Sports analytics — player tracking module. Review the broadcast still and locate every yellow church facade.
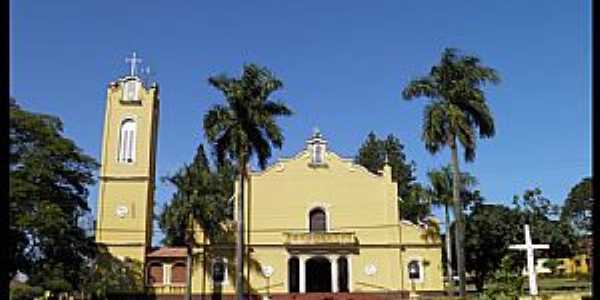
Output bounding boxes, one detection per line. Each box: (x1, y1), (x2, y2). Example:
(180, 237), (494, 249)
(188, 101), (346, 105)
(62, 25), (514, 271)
(95, 71), (444, 299)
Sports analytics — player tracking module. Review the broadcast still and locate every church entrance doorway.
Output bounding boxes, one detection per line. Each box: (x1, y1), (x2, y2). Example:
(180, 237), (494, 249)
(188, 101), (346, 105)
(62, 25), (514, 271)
(305, 256), (331, 292)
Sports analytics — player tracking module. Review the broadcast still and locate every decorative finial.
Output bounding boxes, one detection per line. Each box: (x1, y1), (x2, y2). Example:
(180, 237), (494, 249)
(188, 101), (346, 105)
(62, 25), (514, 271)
(141, 65), (156, 86)
(384, 153), (389, 165)
(125, 51), (142, 77)
(312, 126), (321, 138)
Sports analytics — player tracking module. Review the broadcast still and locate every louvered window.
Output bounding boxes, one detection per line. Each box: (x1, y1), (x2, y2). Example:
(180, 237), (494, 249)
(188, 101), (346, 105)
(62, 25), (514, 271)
(118, 119), (136, 163)
(309, 208), (326, 232)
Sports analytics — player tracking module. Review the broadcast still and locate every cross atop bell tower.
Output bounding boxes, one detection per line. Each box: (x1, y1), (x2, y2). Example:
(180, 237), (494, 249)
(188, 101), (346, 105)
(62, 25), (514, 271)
(125, 51), (142, 77)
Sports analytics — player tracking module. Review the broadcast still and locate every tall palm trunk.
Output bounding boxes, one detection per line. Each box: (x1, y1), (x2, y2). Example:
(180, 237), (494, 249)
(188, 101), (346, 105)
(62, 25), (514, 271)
(450, 137), (466, 297)
(444, 202), (454, 295)
(236, 161), (246, 300)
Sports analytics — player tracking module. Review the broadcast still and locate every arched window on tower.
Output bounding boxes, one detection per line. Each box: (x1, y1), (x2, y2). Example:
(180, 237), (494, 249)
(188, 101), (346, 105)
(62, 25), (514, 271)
(309, 208), (327, 232)
(118, 119), (136, 163)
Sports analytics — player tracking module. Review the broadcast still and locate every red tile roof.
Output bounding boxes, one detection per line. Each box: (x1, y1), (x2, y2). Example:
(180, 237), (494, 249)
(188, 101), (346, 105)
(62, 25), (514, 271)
(146, 247), (187, 258)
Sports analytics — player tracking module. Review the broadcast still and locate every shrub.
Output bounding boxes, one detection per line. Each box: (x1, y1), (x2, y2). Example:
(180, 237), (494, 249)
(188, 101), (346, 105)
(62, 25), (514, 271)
(9, 283), (44, 300)
(542, 259), (561, 274)
(480, 257), (524, 300)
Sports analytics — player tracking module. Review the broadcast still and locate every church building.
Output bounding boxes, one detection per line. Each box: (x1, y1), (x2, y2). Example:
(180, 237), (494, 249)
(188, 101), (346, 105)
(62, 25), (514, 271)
(95, 61), (444, 299)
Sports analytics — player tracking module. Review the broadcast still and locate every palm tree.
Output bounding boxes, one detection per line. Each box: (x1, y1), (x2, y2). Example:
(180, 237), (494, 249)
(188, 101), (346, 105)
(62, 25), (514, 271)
(402, 48), (499, 296)
(427, 165), (478, 294)
(203, 64), (292, 300)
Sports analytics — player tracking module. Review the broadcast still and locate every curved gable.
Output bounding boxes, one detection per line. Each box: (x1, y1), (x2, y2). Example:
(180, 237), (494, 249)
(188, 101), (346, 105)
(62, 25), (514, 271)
(249, 149), (389, 182)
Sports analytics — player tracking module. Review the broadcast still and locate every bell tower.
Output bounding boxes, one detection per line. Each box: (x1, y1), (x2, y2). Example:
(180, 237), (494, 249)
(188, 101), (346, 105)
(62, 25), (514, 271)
(95, 52), (159, 264)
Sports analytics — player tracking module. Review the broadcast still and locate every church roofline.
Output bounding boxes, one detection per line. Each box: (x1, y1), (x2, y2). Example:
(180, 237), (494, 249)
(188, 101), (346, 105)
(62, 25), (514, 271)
(248, 147), (386, 180)
(146, 247), (187, 258)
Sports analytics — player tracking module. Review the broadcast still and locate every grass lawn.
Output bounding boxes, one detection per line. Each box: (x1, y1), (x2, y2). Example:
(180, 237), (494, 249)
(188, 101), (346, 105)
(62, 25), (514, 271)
(443, 276), (593, 299)
(532, 276), (592, 293)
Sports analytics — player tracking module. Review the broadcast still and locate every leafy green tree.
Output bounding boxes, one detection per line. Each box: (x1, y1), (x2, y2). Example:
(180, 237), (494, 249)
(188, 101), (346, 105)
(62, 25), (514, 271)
(159, 144), (234, 300)
(9, 283), (44, 300)
(9, 98), (98, 293)
(160, 144), (269, 298)
(480, 256), (525, 300)
(355, 132), (427, 222)
(399, 183), (432, 223)
(464, 202), (520, 291)
(560, 177), (592, 235)
(512, 188), (577, 258)
(203, 64), (292, 300)
(402, 48), (500, 296)
(159, 144), (234, 246)
(426, 165), (477, 291)
(463, 187), (578, 292)
(355, 132), (416, 197)
(81, 245), (144, 300)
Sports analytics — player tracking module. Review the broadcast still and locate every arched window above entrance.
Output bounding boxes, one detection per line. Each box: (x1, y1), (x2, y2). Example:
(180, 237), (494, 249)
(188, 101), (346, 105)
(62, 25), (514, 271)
(309, 208), (327, 232)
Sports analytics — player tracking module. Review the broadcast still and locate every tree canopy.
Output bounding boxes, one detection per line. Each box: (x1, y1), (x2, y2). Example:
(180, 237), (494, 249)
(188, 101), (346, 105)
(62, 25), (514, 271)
(203, 63), (293, 170)
(9, 98), (98, 291)
(355, 132), (416, 198)
(159, 144), (235, 246)
(465, 202), (520, 291)
(463, 187), (578, 292)
(354, 132), (428, 223)
(560, 177), (592, 235)
(401, 48), (500, 162)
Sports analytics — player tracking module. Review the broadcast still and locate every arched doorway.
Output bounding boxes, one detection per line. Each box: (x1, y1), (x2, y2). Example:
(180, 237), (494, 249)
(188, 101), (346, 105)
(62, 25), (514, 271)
(306, 256), (331, 292)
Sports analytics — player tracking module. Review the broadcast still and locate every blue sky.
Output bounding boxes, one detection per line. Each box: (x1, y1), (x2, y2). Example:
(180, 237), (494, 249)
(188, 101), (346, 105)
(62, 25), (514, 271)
(11, 1), (590, 245)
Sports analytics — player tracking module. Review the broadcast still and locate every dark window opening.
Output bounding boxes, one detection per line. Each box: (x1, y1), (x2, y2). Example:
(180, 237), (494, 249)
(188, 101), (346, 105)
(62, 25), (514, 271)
(310, 208), (326, 232)
(288, 257), (299, 293)
(213, 260), (225, 283)
(408, 260), (421, 280)
(338, 256), (349, 292)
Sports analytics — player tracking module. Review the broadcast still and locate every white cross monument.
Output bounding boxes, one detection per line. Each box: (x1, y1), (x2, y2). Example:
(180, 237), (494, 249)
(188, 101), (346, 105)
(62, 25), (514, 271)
(125, 51), (142, 77)
(509, 224), (549, 296)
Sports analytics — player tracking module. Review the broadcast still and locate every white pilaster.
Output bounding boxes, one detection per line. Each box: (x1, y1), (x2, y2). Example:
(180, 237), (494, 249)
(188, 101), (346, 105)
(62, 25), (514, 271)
(330, 255), (338, 293)
(299, 256), (306, 293)
(163, 263), (172, 285)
